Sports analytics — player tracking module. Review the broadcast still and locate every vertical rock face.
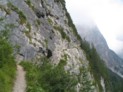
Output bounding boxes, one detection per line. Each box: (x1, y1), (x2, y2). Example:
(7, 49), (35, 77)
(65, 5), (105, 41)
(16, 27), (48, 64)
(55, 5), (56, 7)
(77, 25), (123, 77)
(0, 0), (99, 91)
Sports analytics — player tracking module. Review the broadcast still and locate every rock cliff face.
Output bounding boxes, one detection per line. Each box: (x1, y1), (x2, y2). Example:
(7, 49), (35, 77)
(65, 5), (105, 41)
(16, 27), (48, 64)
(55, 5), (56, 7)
(2, 0), (123, 91)
(77, 25), (123, 77)
(0, 0), (99, 91)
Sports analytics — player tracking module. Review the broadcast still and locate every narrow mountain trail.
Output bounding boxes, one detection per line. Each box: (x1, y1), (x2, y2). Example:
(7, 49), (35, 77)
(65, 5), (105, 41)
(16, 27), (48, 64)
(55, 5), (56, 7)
(13, 65), (26, 92)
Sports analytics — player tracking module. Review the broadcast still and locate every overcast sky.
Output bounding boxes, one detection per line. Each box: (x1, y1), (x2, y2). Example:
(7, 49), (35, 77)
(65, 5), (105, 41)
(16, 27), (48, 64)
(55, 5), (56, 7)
(65, 0), (123, 52)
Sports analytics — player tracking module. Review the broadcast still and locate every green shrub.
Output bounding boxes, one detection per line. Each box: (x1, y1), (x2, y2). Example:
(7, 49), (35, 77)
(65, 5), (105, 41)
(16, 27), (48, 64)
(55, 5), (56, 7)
(80, 40), (108, 91)
(25, 0), (34, 10)
(79, 69), (93, 91)
(21, 57), (77, 92)
(0, 33), (16, 92)
(18, 11), (27, 24)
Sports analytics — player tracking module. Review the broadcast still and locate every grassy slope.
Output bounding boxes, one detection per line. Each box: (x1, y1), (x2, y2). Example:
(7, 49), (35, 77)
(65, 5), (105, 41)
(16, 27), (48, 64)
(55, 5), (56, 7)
(0, 37), (16, 92)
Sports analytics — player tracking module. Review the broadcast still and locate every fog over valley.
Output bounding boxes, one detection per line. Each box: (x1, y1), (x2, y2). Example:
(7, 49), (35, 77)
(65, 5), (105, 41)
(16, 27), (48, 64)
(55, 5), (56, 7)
(65, 0), (123, 58)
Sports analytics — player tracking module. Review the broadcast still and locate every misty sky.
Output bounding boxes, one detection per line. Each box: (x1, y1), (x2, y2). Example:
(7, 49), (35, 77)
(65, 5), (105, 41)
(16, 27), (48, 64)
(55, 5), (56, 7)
(65, 0), (123, 52)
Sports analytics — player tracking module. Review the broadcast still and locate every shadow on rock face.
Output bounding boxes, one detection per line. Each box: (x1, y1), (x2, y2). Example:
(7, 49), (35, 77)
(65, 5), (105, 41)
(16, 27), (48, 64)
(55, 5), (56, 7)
(46, 49), (52, 58)
(34, 9), (45, 18)
(38, 47), (52, 58)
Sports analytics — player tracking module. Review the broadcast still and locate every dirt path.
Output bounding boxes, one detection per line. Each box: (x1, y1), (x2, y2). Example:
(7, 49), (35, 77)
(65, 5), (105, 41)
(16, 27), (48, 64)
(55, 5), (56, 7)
(13, 65), (26, 92)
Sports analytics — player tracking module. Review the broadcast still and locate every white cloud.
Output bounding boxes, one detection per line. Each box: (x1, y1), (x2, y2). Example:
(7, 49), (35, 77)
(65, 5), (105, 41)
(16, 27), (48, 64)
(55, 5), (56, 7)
(65, 0), (123, 51)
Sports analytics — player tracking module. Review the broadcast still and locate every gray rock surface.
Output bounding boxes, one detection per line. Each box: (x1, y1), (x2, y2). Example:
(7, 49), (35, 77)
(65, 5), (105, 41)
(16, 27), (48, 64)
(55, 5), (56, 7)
(0, 0), (98, 91)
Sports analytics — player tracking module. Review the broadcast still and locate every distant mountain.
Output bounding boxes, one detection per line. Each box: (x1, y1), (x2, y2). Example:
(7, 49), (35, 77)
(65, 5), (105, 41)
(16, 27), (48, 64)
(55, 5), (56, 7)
(77, 25), (123, 77)
(116, 48), (123, 59)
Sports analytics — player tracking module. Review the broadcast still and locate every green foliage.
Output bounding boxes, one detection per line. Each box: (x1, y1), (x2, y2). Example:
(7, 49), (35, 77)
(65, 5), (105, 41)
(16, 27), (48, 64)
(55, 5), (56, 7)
(26, 22), (31, 31)
(107, 69), (123, 92)
(54, 25), (70, 42)
(18, 11), (27, 24)
(7, 2), (18, 12)
(7, 2), (27, 24)
(5, 24), (16, 29)
(78, 66), (94, 92)
(25, 0), (31, 7)
(20, 61), (43, 92)
(80, 40), (108, 91)
(0, 31), (16, 92)
(47, 18), (53, 24)
(80, 39), (123, 92)
(0, 40), (12, 68)
(21, 57), (77, 92)
(25, 0), (34, 10)
(0, 17), (4, 22)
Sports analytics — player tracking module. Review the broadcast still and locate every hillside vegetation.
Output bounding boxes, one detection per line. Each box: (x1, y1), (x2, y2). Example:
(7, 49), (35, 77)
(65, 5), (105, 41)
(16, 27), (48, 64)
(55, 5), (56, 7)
(21, 57), (77, 92)
(80, 39), (123, 92)
(0, 29), (16, 92)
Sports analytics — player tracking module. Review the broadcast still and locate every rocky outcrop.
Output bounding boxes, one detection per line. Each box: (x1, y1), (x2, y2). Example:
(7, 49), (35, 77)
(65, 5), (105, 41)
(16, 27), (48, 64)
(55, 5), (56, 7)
(0, 0), (98, 91)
